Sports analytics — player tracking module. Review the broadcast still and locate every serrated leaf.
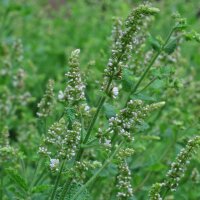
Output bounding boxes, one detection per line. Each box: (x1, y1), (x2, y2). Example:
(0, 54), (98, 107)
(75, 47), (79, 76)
(65, 107), (76, 123)
(7, 169), (28, 192)
(56, 183), (91, 200)
(31, 184), (51, 193)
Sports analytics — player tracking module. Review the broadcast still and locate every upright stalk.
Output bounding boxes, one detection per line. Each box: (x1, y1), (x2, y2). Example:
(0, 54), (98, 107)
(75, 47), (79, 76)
(59, 9), (163, 199)
(71, 141), (124, 200)
(49, 160), (65, 200)
(125, 28), (175, 105)
(59, 81), (112, 200)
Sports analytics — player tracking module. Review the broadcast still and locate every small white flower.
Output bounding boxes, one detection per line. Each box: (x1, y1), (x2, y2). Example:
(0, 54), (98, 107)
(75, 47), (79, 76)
(84, 105), (90, 112)
(58, 90), (64, 100)
(112, 86), (119, 98)
(73, 49), (80, 54)
(50, 158), (59, 171)
(104, 139), (111, 147)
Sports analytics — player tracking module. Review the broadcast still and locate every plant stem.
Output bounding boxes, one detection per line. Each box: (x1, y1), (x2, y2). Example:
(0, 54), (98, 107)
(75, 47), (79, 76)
(59, 22), (156, 199)
(49, 160), (65, 200)
(33, 167), (46, 186)
(30, 158), (43, 191)
(125, 28), (175, 105)
(71, 141), (124, 200)
(81, 25), (132, 149)
(83, 96), (106, 144)
(134, 77), (157, 95)
(59, 71), (113, 200)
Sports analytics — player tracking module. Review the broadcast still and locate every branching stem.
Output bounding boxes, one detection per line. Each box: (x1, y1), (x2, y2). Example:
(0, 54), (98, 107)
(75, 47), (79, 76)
(125, 28), (175, 105)
(71, 141), (124, 200)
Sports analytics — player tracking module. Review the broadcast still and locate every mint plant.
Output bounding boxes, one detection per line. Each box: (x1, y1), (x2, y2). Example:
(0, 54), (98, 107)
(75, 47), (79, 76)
(0, 2), (200, 200)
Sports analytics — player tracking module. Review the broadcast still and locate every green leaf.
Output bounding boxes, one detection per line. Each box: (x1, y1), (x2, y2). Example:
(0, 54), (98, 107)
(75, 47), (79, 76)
(140, 135), (160, 140)
(65, 107), (76, 123)
(151, 79), (165, 90)
(103, 103), (116, 118)
(56, 183), (91, 200)
(148, 35), (162, 51)
(6, 169), (28, 192)
(147, 163), (166, 172)
(164, 38), (177, 54)
(122, 69), (134, 92)
(31, 184), (51, 193)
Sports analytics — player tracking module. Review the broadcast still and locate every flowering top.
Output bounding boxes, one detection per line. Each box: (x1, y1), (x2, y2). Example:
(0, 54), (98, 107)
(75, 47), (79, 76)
(107, 100), (165, 141)
(49, 158), (60, 172)
(39, 118), (81, 160)
(13, 39), (24, 63)
(116, 161), (133, 199)
(149, 136), (200, 199)
(165, 136), (200, 191)
(37, 79), (55, 118)
(104, 5), (159, 82)
(0, 126), (20, 166)
(64, 49), (86, 105)
(149, 183), (163, 200)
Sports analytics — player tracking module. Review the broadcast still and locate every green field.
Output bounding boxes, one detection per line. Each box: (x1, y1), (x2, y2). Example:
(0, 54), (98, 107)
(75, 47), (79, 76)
(0, 0), (200, 199)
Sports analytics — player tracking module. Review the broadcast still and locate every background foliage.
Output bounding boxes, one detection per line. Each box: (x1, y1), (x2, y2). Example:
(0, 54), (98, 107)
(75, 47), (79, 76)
(0, 0), (200, 199)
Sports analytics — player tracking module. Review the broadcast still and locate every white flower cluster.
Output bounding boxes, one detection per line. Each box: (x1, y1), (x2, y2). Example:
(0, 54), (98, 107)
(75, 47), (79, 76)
(50, 158), (59, 172)
(111, 17), (123, 43)
(73, 160), (102, 181)
(107, 100), (165, 141)
(117, 148), (135, 160)
(0, 126), (20, 166)
(58, 49), (90, 116)
(116, 162), (133, 199)
(59, 49), (86, 105)
(39, 118), (81, 160)
(12, 68), (26, 89)
(37, 79), (55, 118)
(149, 136), (200, 199)
(149, 183), (163, 200)
(191, 168), (200, 184)
(13, 39), (24, 63)
(103, 5), (159, 88)
(165, 136), (200, 191)
(112, 86), (119, 99)
(97, 128), (112, 149)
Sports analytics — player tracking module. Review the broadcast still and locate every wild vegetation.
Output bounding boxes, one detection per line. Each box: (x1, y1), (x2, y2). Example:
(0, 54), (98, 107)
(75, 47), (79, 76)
(0, 0), (200, 200)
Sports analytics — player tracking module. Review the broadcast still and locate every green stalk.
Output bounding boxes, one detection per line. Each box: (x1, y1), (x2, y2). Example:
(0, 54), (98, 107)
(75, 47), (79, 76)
(49, 160), (65, 200)
(71, 141), (124, 200)
(83, 96), (106, 144)
(134, 77), (157, 95)
(33, 167), (47, 187)
(60, 16), (158, 200)
(59, 95), (107, 200)
(82, 26), (132, 149)
(125, 28), (175, 105)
